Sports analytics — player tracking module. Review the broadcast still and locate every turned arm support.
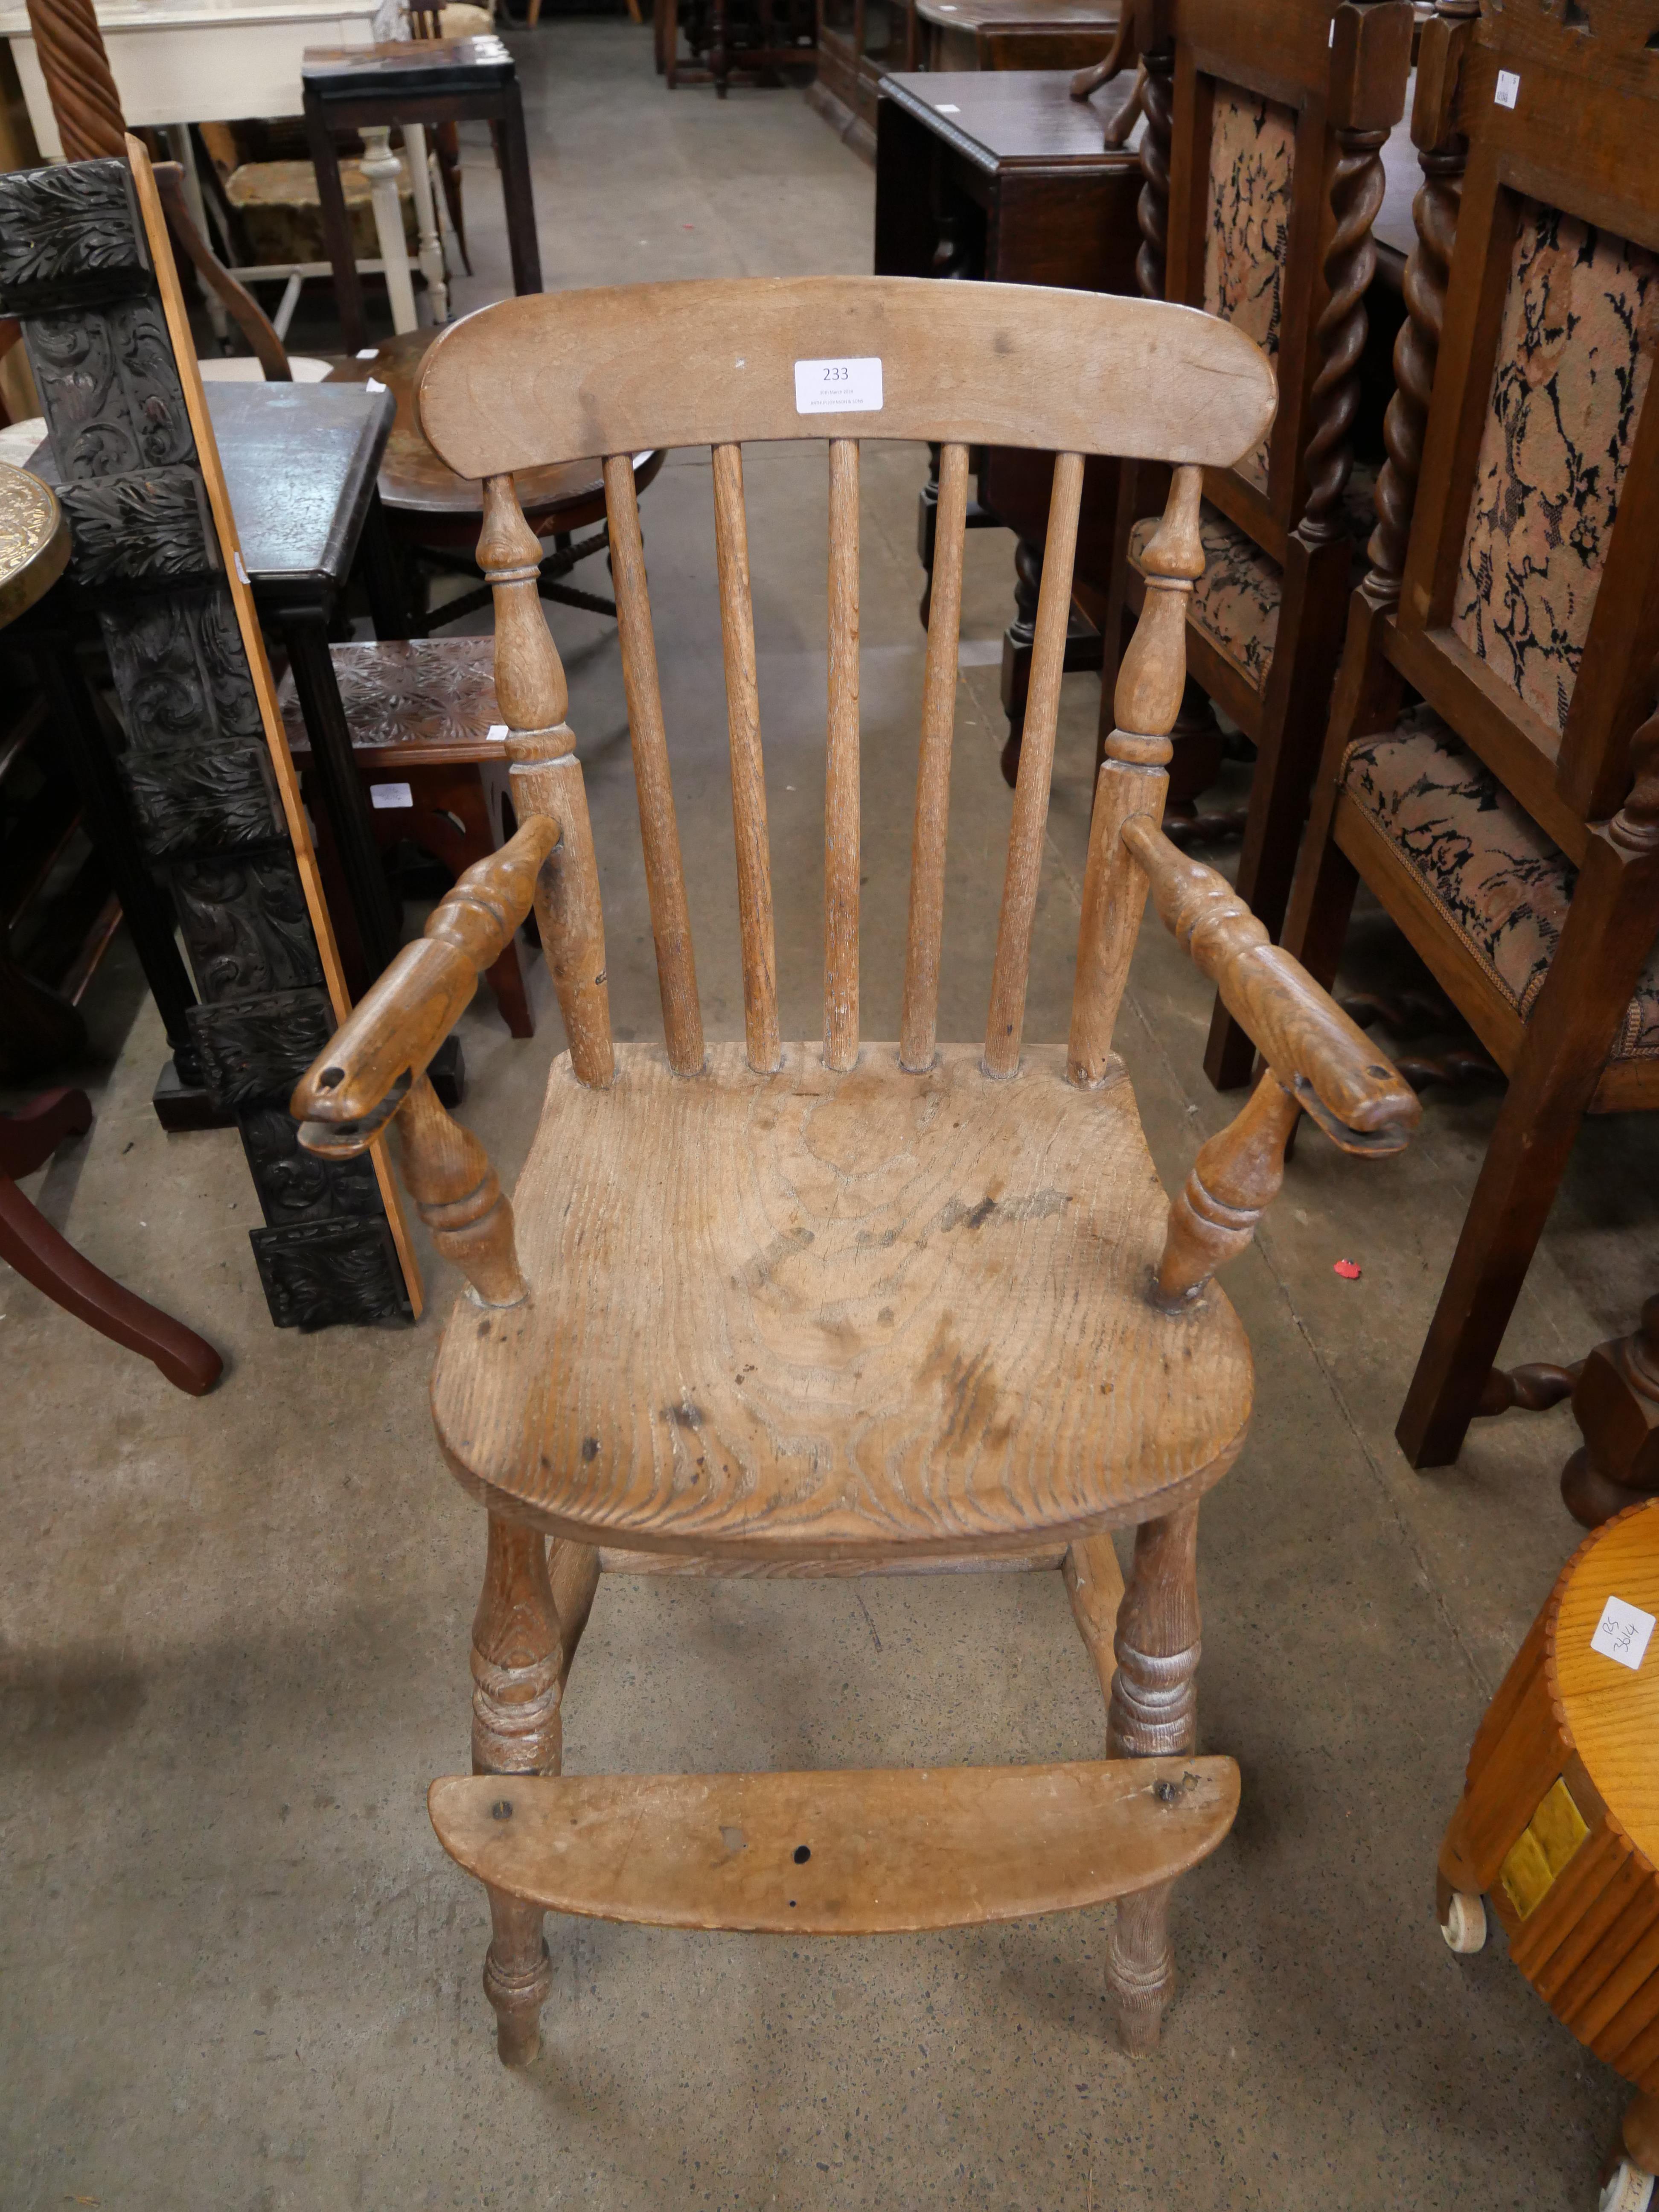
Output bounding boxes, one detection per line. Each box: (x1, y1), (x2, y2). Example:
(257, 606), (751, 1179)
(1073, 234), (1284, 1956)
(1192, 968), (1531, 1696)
(290, 815), (562, 1309)
(1119, 815), (1421, 1308)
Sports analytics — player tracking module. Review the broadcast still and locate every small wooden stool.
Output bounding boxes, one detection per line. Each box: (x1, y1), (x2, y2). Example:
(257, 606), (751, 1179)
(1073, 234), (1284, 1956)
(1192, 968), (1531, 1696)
(277, 637), (538, 1038)
(1439, 1502), (1659, 2211)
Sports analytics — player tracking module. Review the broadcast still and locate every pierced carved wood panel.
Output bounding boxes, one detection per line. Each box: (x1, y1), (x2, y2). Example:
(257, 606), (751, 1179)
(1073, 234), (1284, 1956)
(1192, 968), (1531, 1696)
(0, 153), (409, 1330)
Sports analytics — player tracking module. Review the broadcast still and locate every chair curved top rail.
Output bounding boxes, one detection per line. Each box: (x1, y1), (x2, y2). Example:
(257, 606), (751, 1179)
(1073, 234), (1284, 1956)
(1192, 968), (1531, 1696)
(415, 276), (1278, 480)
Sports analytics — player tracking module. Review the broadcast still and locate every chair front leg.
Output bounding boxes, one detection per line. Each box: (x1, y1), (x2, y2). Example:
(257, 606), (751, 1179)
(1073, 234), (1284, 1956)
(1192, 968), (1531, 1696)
(1106, 1502), (1201, 2053)
(472, 1512), (564, 2066)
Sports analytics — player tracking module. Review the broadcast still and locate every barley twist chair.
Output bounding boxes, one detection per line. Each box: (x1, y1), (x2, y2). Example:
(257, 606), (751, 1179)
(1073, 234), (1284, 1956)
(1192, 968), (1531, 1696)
(289, 275), (1420, 2066)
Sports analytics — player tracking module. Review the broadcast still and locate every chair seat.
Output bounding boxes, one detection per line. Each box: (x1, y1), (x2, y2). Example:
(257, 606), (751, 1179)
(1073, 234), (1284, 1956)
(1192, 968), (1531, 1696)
(278, 637), (505, 765)
(1129, 466), (1379, 696)
(431, 1042), (1254, 1560)
(428, 1755), (1242, 1934)
(1342, 709), (1659, 1059)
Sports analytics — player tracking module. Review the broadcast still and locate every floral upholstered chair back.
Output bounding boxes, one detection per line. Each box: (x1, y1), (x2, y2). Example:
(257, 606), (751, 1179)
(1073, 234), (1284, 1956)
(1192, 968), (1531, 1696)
(1389, 0), (1659, 833)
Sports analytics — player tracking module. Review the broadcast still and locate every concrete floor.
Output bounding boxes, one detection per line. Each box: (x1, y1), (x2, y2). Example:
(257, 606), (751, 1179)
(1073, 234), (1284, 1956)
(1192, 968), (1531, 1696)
(5, 20), (1657, 2208)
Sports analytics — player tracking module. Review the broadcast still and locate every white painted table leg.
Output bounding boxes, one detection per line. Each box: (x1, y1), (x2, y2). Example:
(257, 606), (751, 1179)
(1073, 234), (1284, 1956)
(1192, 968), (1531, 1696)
(401, 120), (448, 323)
(358, 124), (418, 335)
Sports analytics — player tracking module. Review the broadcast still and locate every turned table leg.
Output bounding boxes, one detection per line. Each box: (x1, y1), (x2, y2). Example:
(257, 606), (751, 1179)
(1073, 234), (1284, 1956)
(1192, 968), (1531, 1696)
(471, 1512), (563, 2066)
(1106, 1501), (1201, 2052)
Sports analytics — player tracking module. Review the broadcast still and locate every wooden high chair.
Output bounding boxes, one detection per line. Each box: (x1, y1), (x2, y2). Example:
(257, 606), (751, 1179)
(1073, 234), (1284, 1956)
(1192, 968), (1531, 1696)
(290, 276), (1420, 2067)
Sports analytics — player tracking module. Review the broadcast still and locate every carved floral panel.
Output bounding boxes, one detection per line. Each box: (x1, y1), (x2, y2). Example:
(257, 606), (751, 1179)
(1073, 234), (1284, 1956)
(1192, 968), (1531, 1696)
(1453, 201), (1659, 733)
(251, 1217), (410, 1330)
(1202, 82), (1296, 495)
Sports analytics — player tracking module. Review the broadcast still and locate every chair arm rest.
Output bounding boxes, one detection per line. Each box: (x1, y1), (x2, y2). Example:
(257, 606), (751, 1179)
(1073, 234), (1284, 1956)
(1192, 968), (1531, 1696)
(1121, 814), (1420, 1155)
(292, 813), (560, 1151)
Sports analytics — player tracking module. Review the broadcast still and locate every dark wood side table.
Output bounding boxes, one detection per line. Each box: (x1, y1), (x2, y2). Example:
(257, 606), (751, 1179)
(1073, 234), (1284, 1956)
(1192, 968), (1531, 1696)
(812, 0), (922, 158)
(913, 0), (1118, 74)
(873, 68), (1143, 756)
(303, 36), (542, 354)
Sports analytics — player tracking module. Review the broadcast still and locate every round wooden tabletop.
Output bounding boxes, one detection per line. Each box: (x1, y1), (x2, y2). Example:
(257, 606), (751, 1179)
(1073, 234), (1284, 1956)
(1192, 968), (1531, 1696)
(326, 330), (663, 548)
(1551, 1501), (1659, 1864)
(0, 460), (69, 631)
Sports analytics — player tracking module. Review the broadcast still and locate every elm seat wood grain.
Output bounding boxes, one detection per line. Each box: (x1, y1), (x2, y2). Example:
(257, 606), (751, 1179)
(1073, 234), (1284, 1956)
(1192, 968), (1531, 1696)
(431, 1042), (1254, 1559)
(294, 275), (1423, 2068)
(429, 1756), (1240, 1933)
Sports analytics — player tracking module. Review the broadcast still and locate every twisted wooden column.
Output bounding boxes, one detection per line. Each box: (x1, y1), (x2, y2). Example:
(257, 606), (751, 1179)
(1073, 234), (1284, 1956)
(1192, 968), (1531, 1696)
(25, 0), (126, 161)
(1361, 146), (1463, 599)
(1135, 42), (1174, 302)
(1362, 0), (1477, 605)
(1296, 120), (1389, 545)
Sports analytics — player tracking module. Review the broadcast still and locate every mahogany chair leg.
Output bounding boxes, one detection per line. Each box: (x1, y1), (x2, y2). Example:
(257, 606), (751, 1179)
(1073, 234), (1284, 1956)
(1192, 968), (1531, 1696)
(0, 1097), (223, 1395)
(470, 1512), (564, 2066)
(1106, 1502), (1201, 2052)
(0, 1087), (92, 1179)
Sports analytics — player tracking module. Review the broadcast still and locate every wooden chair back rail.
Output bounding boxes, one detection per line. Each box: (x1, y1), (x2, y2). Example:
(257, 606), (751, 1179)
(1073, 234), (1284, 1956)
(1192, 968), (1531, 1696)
(413, 276), (1278, 478)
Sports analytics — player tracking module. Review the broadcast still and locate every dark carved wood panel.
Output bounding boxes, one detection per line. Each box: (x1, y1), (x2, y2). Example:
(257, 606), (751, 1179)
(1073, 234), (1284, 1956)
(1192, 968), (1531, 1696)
(187, 986), (336, 1111)
(238, 1104), (382, 1224)
(252, 1216), (408, 1329)
(59, 467), (220, 591)
(0, 154), (407, 1330)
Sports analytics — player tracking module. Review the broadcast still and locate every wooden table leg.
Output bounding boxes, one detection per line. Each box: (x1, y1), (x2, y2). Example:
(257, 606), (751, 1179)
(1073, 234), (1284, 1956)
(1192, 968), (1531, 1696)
(303, 90), (368, 352)
(495, 83), (544, 299)
(0, 1095), (222, 1396)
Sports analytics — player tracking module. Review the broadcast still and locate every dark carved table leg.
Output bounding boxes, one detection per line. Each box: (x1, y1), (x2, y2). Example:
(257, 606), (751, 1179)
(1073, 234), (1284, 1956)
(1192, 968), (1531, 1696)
(471, 1511), (564, 2066)
(1106, 1500), (1201, 2052)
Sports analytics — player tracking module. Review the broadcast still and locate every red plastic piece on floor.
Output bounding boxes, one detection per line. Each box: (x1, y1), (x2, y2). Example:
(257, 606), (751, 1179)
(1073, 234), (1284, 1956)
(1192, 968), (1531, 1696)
(1333, 1259), (1362, 1280)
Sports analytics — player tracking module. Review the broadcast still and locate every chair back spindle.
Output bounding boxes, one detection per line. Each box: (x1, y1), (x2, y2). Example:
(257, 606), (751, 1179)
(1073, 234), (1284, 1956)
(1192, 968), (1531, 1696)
(824, 437), (861, 1070)
(602, 451), (705, 1075)
(1068, 464), (1204, 1085)
(711, 442), (783, 1074)
(984, 449), (1086, 1077)
(899, 439), (970, 1072)
(479, 473), (614, 1088)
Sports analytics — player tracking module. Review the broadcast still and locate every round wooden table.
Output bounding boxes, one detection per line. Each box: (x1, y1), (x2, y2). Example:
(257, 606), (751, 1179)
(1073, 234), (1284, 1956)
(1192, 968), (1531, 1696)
(326, 332), (664, 626)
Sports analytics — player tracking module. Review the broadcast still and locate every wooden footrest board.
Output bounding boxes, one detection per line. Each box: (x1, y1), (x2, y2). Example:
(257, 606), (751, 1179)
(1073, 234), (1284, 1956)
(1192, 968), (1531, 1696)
(428, 1757), (1240, 1934)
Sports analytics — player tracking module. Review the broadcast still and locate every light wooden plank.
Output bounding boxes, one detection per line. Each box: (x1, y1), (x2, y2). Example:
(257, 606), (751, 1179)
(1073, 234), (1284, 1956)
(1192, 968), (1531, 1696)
(418, 278), (1278, 480)
(430, 1755), (1240, 1933)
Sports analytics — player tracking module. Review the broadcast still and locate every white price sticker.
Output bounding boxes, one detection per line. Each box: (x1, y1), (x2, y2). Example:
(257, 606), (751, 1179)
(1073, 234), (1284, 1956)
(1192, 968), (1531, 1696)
(934, 102), (960, 112)
(1591, 1595), (1656, 1672)
(794, 356), (884, 416)
(487, 722), (509, 741)
(1495, 69), (1520, 108)
(370, 780), (413, 810)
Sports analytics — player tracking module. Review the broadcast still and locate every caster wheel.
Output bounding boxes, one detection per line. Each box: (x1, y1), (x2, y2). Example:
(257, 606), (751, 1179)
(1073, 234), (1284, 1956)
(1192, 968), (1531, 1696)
(1440, 1890), (1487, 1954)
(1600, 2159), (1655, 2212)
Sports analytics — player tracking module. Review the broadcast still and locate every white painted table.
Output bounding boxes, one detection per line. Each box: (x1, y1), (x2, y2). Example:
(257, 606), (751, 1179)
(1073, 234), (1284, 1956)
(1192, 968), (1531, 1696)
(0, 0), (392, 151)
(0, 0), (439, 340)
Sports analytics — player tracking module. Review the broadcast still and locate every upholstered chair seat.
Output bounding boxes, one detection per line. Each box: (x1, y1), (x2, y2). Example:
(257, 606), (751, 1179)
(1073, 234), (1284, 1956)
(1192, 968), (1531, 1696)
(1342, 710), (1659, 1061)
